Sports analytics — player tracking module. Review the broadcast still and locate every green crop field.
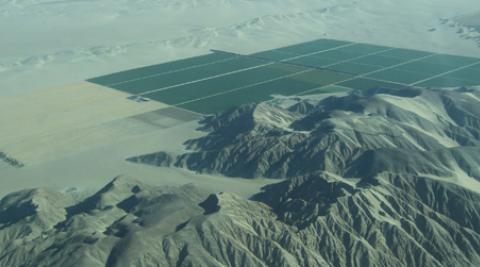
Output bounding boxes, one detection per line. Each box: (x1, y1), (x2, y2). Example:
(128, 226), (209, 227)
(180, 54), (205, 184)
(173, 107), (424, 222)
(299, 85), (351, 96)
(251, 50), (295, 61)
(289, 69), (353, 85)
(420, 54), (479, 67)
(338, 78), (408, 91)
(179, 77), (322, 114)
(88, 38), (480, 114)
(285, 56), (338, 68)
(352, 54), (408, 67)
(88, 52), (235, 86)
(378, 49), (432, 60)
(334, 43), (390, 55)
(113, 57), (269, 94)
(367, 68), (435, 84)
(143, 63), (308, 105)
(328, 62), (383, 75)
(446, 67), (480, 82)
(418, 76), (479, 88)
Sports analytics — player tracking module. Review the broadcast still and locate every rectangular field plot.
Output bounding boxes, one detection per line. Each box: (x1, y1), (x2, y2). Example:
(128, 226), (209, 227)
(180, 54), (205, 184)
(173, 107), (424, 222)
(328, 62), (384, 75)
(334, 43), (392, 55)
(143, 63), (309, 105)
(87, 38), (480, 114)
(285, 56), (339, 68)
(178, 77), (324, 114)
(299, 44), (390, 66)
(314, 49), (361, 61)
(417, 76), (480, 88)
(420, 54), (479, 67)
(112, 57), (269, 94)
(275, 39), (351, 55)
(88, 52), (236, 86)
(338, 78), (409, 91)
(442, 66), (480, 83)
(290, 69), (353, 85)
(394, 61), (454, 75)
(251, 50), (297, 61)
(378, 49), (432, 60)
(299, 85), (351, 96)
(351, 54), (409, 67)
(366, 68), (436, 84)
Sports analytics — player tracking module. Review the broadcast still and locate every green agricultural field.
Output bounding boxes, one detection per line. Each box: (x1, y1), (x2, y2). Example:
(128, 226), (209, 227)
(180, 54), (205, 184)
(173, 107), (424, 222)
(338, 78), (408, 91)
(113, 57), (268, 94)
(367, 68), (433, 84)
(315, 49), (361, 61)
(395, 61), (454, 75)
(278, 39), (350, 55)
(143, 63), (308, 105)
(418, 76), (480, 88)
(352, 54), (408, 67)
(379, 49), (432, 60)
(420, 54), (479, 67)
(328, 62), (383, 75)
(179, 77), (322, 114)
(299, 85), (351, 96)
(251, 50), (296, 61)
(88, 52), (235, 86)
(285, 56), (338, 68)
(88, 39), (480, 114)
(291, 69), (353, 85)
(445, 67), (480, 83)
(335, 43), (391, 55)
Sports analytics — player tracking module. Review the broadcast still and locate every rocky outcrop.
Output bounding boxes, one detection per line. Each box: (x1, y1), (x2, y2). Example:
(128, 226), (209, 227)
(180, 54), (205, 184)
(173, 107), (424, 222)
(130, 87), (480, 182)
(0, 152), (24, 169)
(2, 87), (480, 266)
(1, 172), (480, 267)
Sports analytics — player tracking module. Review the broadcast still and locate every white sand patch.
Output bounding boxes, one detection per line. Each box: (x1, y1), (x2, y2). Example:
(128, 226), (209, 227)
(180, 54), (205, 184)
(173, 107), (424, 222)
(399, 130), (427, 151)
(1, 0), (479, 96)
(0, 120), (277, 198)
(0, 82), (168, 164)
(420, 163), (480, 194)
(407, 124), (459, 148)
(378, 94), (460, 148)
(451, 163), (480, 193)
(455, 11), (480, 26)
(378, 94), (453, 124)
(1, 0), (479, 201)
(0, 81), (277, 198)
(464, 92), (480, 102)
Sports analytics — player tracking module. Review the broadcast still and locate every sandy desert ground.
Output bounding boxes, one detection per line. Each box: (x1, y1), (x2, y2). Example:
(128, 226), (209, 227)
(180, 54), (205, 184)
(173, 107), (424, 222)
(0, 81), (276, 197)
(1, 0), (480, 197)
(1, 0), (480, 96)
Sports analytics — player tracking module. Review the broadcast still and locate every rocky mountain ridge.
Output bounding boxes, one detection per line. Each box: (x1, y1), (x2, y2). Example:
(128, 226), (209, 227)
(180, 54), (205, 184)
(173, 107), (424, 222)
(2, 87), (480, 266)
(130, 87), (480, 187)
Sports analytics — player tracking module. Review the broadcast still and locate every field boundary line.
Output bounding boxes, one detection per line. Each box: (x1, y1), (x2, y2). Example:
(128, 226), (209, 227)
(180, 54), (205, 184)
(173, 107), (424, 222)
(138, 61), (277, 95)
(173, 69), (315, 106)
(320, 48), (396, 68)
(112, 43), (356, 91)
(410, 61), (480, 86)
(296, 53), (436, 95)
(170, 46), (403, 108)
(107, 55), (239, 87)
(278, 43), (357, 62)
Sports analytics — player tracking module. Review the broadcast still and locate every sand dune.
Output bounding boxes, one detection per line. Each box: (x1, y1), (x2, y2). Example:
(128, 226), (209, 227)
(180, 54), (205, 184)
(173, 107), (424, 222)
(1, 0), (479, 96)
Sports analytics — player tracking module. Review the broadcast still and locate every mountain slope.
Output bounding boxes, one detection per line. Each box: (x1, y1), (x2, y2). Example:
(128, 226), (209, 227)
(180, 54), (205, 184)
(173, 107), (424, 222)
(130, 87), (480, 190)
(1, 172), (480, 266)
(2, 87), (480, 266)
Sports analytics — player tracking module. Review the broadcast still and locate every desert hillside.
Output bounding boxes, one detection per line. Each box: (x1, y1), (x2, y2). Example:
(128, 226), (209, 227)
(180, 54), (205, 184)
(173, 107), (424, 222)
(2, 88), (480, 266)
